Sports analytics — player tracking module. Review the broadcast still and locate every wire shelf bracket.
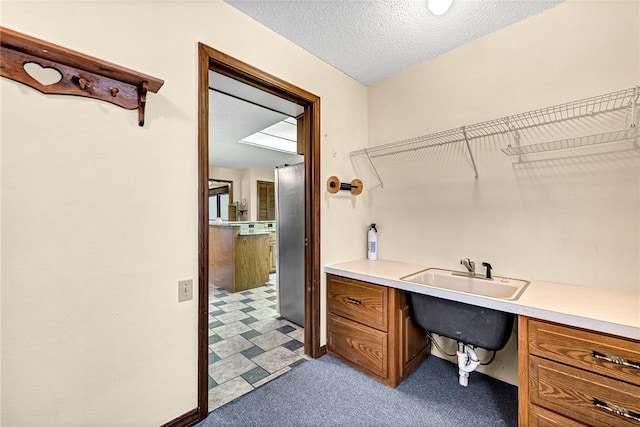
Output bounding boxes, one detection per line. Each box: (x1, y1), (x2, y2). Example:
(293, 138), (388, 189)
(461, 126), (479, 179)
(364, 148), (384, 188)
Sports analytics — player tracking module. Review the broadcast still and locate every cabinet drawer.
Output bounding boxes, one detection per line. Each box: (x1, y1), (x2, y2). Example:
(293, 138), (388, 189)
(529, 355), (640, 427)
(327, 274), (388, 331)
(528, 319), (640, 386)
(529, 405), (587, 427)
(328, 314), (387, 378)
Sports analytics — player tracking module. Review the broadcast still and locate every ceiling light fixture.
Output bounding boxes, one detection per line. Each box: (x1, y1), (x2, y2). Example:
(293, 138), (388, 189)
(428, 0), (454, 15)
(238, 117), (298, 154)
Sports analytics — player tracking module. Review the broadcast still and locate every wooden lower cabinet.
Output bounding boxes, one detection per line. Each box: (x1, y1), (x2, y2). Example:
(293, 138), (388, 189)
(209, 225), (269, 292)
(528, 405), (587, 427)
(326, 274), (430, 388)
(519, 317), (640, 427)
(268, 231), (276, 274)
(328, 314), (388, 378)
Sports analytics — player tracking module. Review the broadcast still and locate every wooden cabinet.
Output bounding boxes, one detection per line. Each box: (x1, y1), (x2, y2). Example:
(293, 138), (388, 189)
(528, 405), (587, 427)
(326, 274), (430, 388)
(268, 231), (276, 274)
(257, 181), (275, 221)
(228, 203), (238, 222)
(209, 225), (269, 292)
(519, 317), (640, 427)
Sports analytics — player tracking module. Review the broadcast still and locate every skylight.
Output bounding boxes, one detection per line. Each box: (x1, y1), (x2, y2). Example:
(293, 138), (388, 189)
(239, 117), (298, 154)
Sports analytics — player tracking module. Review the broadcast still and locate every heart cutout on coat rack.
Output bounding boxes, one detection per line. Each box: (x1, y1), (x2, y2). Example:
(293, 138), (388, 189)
(23, 62), (63, 86)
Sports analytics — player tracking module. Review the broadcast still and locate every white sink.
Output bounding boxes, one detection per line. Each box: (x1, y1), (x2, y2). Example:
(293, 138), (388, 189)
(401, 268), (529, 300)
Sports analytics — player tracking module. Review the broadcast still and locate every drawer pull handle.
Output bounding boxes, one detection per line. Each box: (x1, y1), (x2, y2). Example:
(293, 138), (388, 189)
(592, 398), (640, 422)
(592, 350), (640, 370)
(345, 297), (362, 305)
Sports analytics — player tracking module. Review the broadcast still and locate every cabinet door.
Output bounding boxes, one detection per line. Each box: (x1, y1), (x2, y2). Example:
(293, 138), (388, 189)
(234, 234), (270, 292)
(328, 314), (387, 378)
(398, 304), (430, 378)
(227, 204), (237, 221)
(529, 405), (587, 427)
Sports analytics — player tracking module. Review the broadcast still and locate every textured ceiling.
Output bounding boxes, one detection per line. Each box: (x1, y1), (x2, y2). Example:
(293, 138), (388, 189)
(211, 0), (565, 171)
(226, 0), (564, 86)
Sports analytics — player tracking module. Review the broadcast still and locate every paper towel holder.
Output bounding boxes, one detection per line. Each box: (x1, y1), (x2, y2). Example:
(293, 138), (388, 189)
(326, 176), (363, 195)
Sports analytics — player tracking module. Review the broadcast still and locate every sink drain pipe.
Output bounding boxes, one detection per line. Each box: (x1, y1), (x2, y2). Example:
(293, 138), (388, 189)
(456, 342), (480, 387)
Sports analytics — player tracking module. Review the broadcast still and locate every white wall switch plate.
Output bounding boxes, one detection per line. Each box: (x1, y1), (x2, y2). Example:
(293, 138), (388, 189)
(178, 279), (193, 302)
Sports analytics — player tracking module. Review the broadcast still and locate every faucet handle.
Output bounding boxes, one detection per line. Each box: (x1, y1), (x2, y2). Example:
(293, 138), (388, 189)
(482, 262), (493, 279)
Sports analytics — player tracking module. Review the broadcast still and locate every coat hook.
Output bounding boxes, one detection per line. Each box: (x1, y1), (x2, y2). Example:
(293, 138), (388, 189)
(78, 77), (89, 90)
(72, 76), (90, 90)
(138, 81), (148, 127)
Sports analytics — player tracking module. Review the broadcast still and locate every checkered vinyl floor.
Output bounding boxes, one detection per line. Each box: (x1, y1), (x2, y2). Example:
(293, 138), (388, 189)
(208, 276), (306, 411)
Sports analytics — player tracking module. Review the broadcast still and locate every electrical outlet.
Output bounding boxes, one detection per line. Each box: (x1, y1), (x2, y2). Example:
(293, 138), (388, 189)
(178, 279), (193, 302)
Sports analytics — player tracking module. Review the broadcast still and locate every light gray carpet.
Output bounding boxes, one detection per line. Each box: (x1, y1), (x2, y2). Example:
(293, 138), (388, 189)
(198, 354), (517, 427)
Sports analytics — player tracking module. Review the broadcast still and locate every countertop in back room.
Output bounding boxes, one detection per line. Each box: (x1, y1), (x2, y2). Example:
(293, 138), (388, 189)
(209, 220), (275, 236)
(324, 259), (640, 340)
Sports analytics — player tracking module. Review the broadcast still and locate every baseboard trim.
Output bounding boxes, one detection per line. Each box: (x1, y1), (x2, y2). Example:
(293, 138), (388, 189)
(318, 345), (327, 357)
(159, 408), (200, 427)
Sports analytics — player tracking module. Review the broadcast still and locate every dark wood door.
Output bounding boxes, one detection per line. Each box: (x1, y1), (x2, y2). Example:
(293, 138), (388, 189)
(257, 180), (275, 220)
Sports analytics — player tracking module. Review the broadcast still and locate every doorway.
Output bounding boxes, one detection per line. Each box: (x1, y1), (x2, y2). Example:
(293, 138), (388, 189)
(197, 43), (322, 419)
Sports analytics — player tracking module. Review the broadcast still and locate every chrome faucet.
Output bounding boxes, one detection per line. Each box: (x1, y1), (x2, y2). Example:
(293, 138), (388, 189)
(460, 258), (475, 276)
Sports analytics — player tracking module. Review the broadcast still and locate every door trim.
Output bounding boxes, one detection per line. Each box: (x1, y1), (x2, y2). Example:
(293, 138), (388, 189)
(196, 42), (323, 421)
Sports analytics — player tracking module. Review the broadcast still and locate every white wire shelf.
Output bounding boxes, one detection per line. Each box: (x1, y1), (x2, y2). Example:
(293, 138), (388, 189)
(350, 85), (639, 185)
(501, 128), (639, 156)
(356, 128), (465, 159)
(466, 86), (639, 139)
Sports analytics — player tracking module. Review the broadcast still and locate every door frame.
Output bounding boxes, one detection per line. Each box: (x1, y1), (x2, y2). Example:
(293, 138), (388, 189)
(197, 43), (323, 420)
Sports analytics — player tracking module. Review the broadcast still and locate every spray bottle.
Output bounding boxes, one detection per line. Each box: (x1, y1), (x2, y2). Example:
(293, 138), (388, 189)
(367, 223), (378, 260)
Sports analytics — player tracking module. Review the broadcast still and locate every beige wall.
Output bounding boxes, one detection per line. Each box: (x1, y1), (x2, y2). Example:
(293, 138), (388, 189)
(366, 0), (640, 385)
(208, 166), (243, 220)
(0, 2), (368, 426)
(209, 166), (278, 222)
(210, 167), (279, 222)
(4, 0), (636, 423)
(209, 166), (243, 204)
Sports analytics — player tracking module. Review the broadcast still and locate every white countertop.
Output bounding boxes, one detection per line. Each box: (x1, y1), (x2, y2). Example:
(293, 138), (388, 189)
(209, 222), (274, 235)
(324, 259), (640, 341)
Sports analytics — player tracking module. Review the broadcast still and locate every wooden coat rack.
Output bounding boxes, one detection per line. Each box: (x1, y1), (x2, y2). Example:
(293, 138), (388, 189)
(0, 26), (164, 126)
